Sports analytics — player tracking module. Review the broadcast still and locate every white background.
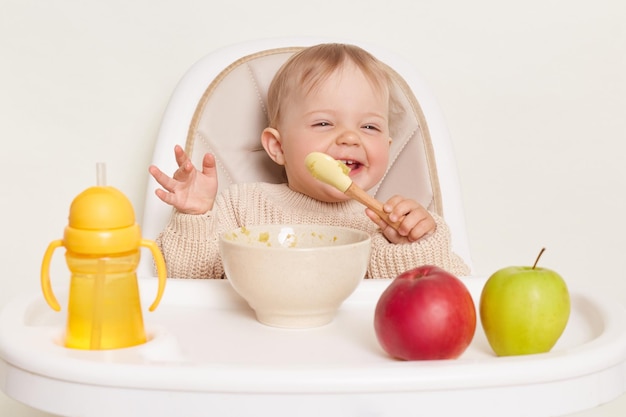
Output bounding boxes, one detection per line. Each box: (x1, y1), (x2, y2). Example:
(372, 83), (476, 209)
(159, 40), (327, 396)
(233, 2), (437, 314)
(1, 0), (625, 416)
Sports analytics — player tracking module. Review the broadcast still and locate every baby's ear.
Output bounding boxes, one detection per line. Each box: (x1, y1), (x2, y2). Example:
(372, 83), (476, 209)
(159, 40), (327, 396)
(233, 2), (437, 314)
(261, 128), (286, 165)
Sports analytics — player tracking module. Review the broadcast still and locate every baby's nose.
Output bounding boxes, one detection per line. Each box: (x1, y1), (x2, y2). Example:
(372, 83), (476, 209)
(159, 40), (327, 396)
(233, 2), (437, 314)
(336, 129), (360, 145)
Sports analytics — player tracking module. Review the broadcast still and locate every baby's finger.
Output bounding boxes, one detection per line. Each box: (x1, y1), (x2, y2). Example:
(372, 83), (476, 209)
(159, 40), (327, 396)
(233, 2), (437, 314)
(149, 165), (176, 192)
(366, 208), (402, 237)
(406, 216), (436, 242)
(154, 188), (186, 211)
(201, 153), (217, 176)
(174, 145), (190, 168)
(382, 195), (404, 212)
(154, 188), (171, 204)
(173, 160), (196, 182)
(387, 199), (418, 222)
(365, 208), (387, 229)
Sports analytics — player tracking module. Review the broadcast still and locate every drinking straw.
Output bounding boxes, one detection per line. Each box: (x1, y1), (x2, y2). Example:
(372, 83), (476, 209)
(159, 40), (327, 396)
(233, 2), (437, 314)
(90, 162), (107, 349)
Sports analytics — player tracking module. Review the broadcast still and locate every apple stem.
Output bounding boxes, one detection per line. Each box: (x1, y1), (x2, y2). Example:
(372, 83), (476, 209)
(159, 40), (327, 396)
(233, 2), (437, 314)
(532, 247), (546, 269)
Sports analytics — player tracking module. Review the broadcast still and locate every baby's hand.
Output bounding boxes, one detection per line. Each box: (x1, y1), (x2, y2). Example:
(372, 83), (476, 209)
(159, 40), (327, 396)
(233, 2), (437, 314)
(148, 145), (218, 214)
(365, 195), (436, 244)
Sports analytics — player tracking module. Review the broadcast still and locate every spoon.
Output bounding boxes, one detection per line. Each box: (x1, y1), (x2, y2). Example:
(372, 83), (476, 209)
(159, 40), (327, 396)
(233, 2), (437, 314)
(305, 152), (402, 231)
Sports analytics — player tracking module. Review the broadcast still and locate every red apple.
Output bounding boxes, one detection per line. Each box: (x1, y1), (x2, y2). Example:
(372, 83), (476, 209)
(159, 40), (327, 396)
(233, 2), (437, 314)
(374, 266), (476, 360)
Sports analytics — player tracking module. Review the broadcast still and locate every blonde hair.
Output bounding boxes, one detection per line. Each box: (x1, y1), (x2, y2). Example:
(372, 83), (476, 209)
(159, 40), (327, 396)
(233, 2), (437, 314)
(266, 43), (392, 128)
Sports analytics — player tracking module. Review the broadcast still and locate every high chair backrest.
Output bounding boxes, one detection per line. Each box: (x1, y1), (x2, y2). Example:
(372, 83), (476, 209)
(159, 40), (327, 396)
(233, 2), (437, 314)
(140, 37), (472, 276)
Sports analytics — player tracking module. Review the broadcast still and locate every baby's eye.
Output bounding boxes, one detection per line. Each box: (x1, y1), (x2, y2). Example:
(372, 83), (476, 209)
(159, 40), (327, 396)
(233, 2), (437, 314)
(362, 124), (381, 131)
(314, 121), (331, 127)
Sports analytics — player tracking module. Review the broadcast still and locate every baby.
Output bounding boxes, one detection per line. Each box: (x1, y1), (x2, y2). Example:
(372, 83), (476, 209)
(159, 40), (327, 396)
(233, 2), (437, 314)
(149, 43), (470, 278)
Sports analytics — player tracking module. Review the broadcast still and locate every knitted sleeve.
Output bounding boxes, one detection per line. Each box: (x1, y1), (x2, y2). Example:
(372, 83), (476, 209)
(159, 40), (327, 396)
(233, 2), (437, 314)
(155, 210), (225, 279)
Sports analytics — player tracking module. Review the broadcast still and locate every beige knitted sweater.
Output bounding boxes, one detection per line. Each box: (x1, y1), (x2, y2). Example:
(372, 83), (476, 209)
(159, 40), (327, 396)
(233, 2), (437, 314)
(156, 183), (470, 279)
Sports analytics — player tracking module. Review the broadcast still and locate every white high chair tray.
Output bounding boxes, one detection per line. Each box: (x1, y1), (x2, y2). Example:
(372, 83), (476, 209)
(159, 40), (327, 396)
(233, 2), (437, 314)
(1, 277), (626, 417)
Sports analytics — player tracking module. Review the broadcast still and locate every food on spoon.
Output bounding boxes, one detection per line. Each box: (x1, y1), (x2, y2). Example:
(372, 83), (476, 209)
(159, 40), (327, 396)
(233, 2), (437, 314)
(305, 152), (352, 192)
(305, 152), (402, 231)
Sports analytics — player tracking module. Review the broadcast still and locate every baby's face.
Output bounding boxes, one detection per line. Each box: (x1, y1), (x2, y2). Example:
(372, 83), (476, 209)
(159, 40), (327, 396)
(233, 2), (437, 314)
(277, 62), (391, 202)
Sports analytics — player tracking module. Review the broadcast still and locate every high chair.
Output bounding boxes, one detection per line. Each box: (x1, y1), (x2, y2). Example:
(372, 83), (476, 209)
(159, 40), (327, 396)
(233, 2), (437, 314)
(139, 36), (473, 276)
(2, 37), (626, 417)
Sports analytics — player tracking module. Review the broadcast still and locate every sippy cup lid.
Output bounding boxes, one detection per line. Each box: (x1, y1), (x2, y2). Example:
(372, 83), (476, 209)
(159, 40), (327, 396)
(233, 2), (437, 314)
(63, 165), (141, 254)
(68, 186), (135, 230)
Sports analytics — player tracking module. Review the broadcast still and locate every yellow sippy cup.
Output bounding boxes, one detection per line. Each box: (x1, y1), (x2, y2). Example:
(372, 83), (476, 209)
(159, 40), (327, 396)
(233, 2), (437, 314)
(40, 164), (167, 350)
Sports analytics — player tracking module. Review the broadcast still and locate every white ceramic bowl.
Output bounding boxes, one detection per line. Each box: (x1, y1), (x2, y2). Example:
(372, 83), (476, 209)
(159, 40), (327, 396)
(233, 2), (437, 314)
(219, 224), (371, 328)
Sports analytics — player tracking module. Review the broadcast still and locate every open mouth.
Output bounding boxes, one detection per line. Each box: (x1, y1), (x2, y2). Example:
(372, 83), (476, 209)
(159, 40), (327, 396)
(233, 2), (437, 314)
(339, 159), (363, 173)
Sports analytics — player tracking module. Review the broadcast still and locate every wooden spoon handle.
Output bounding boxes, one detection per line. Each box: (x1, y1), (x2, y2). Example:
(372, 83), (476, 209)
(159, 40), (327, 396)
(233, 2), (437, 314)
(345, 183), (402, 232)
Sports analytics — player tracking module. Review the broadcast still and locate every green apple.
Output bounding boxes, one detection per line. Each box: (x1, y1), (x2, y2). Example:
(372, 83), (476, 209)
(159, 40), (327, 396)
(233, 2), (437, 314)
(479, 248), (570, 356)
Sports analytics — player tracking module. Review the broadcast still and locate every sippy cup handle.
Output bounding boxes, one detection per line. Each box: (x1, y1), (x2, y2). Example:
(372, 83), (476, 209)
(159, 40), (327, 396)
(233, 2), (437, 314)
(41, 240), (64, 311)
(140, 239), (167, 311)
